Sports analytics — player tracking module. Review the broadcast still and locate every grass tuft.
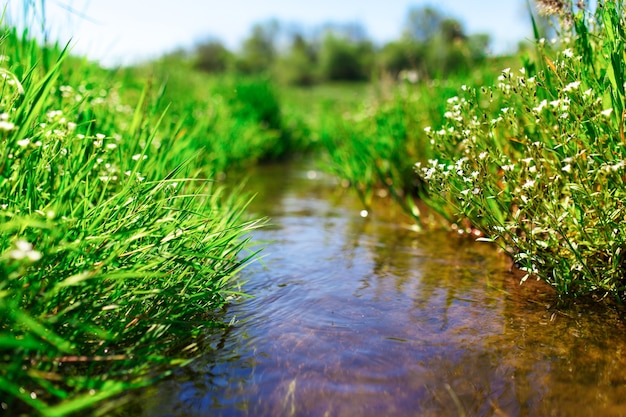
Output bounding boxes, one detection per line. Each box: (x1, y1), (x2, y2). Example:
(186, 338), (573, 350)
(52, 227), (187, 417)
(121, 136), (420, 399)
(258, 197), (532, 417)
(0, 15), (265, 416)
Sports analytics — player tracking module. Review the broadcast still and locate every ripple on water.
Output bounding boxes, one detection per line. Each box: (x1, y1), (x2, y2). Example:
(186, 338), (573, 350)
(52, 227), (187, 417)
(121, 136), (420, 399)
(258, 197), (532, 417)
(115, 162), (626, 417)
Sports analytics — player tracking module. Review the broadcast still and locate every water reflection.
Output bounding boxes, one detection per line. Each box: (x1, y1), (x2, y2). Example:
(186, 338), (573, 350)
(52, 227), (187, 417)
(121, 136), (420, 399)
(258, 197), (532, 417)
(117, 161), (626, 417)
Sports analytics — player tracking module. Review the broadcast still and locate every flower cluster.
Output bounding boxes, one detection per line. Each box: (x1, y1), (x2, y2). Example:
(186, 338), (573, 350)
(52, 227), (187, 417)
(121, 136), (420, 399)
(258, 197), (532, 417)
(417, 8), (626, 299)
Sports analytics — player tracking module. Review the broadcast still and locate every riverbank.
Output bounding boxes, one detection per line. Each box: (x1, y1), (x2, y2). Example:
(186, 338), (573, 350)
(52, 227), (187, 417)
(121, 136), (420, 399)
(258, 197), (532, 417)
(0, 25), (277, 416)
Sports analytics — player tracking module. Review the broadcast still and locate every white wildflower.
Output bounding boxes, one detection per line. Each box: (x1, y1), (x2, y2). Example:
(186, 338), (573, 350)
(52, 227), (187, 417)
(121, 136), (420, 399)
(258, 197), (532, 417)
(0, 120), (15, 131)
(563, 81), (581, 92)
(533, 99), (547, 112)
(9, 240), (42, 262)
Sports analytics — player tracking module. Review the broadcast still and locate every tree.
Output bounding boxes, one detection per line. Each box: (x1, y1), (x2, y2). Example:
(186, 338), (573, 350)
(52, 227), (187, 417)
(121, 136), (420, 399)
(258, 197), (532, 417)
(403, 6), (444, 42)
(274, 33), (318, 85)
(318, 33), (374, 81)
(378, 40), (425, 77)
(439, 18), (465, 43)
(399, 6), (490, 78)
(236, 19), (280, 74)
(193, 39), (232, 73)
(466, 33), (491, 63)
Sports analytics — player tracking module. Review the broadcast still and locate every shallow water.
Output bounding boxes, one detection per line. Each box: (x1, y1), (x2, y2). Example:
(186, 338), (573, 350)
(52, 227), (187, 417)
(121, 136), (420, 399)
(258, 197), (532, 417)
(119, 161), (626, 417)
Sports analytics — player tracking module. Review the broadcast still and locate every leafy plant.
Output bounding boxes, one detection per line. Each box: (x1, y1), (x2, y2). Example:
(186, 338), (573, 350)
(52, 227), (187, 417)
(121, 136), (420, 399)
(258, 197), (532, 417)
(418, 1), (626, 301)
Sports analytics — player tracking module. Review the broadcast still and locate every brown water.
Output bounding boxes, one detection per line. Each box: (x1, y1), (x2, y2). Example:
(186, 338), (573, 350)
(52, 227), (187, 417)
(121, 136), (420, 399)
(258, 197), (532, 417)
(119, 161), (626, 417)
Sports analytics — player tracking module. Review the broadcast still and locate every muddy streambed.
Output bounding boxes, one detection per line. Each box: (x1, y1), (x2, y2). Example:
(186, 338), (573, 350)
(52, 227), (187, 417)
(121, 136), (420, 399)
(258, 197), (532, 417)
(119, 161), (626, 417)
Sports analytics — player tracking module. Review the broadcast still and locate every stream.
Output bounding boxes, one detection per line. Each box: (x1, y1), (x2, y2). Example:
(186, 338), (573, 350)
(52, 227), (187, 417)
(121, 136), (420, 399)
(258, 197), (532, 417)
(119, 160), (626, 417)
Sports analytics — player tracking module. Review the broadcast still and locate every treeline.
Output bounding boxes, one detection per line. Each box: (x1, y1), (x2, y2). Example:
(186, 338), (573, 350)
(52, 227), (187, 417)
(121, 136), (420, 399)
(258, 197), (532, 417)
(161, 6), (493, 85)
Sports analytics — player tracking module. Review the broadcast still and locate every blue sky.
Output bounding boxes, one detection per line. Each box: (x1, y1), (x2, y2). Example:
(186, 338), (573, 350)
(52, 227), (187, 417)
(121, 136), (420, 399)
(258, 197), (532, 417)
(5, 0), (532, 67)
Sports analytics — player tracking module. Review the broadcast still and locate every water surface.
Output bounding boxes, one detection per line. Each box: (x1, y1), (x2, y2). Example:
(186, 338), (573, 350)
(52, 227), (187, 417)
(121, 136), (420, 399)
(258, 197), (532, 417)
(119, 161), (626, 417)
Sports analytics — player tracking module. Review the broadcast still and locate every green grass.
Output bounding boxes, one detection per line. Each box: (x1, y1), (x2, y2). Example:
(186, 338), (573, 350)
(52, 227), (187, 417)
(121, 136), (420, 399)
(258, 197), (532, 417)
(314, 62), (510, 225)
(417, 1), (626, 302)
(123, 58), (313, 174)
(0, 22), (267, 416)
(315, 1), (626, 303)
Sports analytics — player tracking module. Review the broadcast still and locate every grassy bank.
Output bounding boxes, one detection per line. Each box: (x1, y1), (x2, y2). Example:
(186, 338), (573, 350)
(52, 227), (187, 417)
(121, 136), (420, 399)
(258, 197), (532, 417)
(419, 1), (626, 301)
(311, 57), (517, 224)
(0, 20), (303, 416)
(320, 1), (626, 303)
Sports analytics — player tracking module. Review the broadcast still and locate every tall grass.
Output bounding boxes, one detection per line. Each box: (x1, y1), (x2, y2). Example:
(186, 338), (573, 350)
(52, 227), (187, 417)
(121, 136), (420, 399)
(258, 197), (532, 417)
(123, 58), (313, 176)
(317, 66), (508, 224)
(313, 1), (626, 303)
(0, 18), (263, 417)
(418, 0), (626, 302)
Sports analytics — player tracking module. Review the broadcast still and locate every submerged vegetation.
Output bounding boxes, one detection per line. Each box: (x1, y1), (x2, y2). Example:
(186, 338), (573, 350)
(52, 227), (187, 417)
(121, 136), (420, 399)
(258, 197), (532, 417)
(3, 0), (626, 415)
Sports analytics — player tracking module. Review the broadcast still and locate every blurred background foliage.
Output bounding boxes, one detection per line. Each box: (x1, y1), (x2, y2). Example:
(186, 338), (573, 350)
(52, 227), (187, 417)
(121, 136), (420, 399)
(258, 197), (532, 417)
(158, 5), (504, 86)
